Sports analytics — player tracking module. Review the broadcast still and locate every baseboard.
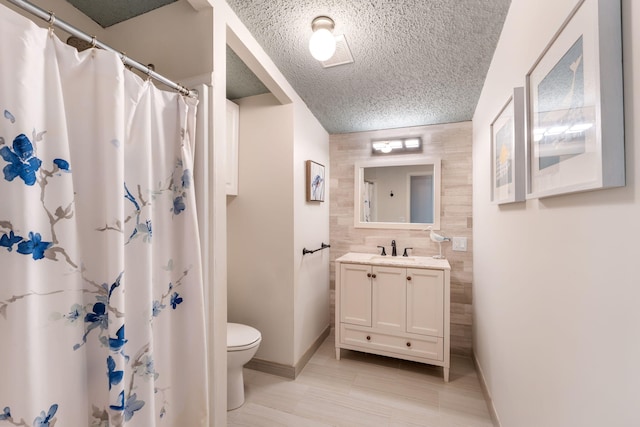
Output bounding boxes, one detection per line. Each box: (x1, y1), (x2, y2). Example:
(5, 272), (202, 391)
(245, 358), (295, 379)
(472, 351), (502, 427)
(294, 325), (331, 378)
(245, 325), (331, 380)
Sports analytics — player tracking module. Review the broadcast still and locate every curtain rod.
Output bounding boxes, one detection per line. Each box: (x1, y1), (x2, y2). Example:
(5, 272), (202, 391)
(6, 0), (197, 98)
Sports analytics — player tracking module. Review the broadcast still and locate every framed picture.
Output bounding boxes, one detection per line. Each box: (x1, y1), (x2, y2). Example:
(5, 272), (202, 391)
(491, 87), (525, 204)
(525, 0), (624, 199)
(306, 160), (325, 202)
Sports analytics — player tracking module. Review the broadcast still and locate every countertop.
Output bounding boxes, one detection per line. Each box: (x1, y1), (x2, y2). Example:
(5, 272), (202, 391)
(335, 252), (451, 270)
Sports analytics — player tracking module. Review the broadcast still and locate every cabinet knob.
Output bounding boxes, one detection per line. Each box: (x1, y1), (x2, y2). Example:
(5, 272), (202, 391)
(406, 342), (411, 348)
(367, 273), (372, 278)
(371, 274), (377, 278)
(366, 335), (371, 341)
(407, 276), (412, 281)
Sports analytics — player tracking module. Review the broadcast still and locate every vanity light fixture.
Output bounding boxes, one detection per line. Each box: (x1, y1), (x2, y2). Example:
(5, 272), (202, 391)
(371, 137), (423, 155)
(404, 138), (421, 148)
(309, 16), (337, 61)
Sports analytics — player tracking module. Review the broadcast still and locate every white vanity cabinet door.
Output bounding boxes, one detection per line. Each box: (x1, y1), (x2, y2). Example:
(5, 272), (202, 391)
(340, 263), (372, 326)
(406, 268), (444, 337)
(371, 266), (406, 332)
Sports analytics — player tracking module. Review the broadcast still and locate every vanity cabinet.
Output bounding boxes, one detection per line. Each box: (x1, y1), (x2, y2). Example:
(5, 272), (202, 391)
(335, 253), (451, 381)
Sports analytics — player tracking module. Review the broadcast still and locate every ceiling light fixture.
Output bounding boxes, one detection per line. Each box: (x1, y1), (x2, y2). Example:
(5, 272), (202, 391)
(309, 16), (336, 61)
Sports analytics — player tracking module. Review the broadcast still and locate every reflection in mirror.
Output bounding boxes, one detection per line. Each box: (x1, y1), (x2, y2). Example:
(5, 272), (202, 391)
(354, 159), (441, 230)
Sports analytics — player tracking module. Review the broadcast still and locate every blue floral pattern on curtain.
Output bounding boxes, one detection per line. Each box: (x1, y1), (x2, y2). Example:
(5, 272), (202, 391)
(0, 4), (207, 426)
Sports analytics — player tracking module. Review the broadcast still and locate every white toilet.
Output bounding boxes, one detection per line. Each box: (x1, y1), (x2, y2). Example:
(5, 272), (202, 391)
(227, 322), (262, 410)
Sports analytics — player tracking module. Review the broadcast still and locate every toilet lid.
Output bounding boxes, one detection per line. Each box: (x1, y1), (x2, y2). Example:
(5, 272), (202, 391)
(227, 323), (261, 349)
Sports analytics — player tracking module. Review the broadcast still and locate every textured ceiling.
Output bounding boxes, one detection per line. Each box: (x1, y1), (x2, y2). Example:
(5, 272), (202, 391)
(65, 0), (177, 27)
(226, 46), (269, 100)
(62, 0), (511, 134)
(225, 0), (511, 134)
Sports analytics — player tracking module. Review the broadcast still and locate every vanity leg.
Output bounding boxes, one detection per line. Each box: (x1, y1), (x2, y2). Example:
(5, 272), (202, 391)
(335, 347), (341, 360)
(444, 367), (450, 382)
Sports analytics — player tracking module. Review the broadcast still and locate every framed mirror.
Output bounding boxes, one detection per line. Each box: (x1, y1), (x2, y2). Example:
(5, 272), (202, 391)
(354, 158), (441, 230)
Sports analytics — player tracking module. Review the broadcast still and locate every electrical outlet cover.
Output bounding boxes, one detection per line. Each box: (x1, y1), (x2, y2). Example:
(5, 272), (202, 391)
(452, 237), (467, 251)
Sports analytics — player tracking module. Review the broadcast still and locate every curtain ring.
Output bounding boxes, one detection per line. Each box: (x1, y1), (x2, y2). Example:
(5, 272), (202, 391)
(47, 12), (55, 37)
(146, 64), (155, 82)
(90, 36), (97, 49)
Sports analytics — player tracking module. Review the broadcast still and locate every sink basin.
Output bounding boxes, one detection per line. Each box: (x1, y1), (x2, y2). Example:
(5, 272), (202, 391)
(370, 255), (416, 262)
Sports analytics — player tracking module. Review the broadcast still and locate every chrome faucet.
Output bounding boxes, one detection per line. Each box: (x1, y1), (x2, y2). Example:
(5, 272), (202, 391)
(391, 240), (397, 256)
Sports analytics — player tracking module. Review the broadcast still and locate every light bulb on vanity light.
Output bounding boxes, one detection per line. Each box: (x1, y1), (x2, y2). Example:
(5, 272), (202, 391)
(309, 16), (337, 61)
(380, 143), (392, 153)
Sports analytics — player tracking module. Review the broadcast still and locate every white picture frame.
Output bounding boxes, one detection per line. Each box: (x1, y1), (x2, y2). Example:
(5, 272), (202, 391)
(491, 87), (526, 204)
(525, 0), (624, 199)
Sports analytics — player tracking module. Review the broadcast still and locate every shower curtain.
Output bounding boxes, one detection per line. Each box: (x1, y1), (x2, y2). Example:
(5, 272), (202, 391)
(362, 181), (375, 222)
(0, 4), (208, 426)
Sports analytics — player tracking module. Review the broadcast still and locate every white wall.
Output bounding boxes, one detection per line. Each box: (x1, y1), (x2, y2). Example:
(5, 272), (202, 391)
(227, 93), (295, 364)
(103, 1), (213, 83)
(222, 1), (330, 371)
(1, 0), (105, 40)
(2, 0), (213, 85)
(227, 96), (331, 368)
(472, 1), (640, 426)
(293, 102), (330, 363)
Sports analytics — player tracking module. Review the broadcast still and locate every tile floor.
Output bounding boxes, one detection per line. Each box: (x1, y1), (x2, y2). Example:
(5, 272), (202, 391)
(228, 333), (494, 427)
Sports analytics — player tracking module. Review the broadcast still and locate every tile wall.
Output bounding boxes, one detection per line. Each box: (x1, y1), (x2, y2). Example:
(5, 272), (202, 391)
(329, 121), (473, 355)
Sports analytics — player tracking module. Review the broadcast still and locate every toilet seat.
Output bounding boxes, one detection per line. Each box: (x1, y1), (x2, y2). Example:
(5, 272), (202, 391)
(227, 323), (261, 352)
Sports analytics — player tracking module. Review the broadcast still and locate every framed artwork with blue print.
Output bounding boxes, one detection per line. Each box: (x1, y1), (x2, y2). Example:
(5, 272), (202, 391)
(525, 0), (624, 199)
(306, 160), (325, 202)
